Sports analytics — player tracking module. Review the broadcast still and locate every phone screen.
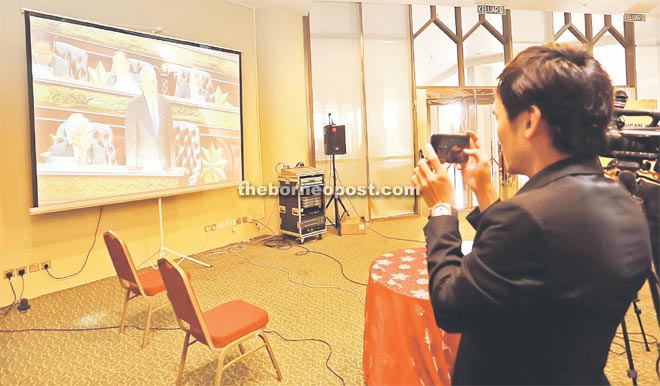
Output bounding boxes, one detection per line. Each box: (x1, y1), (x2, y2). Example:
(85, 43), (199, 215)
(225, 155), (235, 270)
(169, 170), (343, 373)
(430, 134), (470, 163)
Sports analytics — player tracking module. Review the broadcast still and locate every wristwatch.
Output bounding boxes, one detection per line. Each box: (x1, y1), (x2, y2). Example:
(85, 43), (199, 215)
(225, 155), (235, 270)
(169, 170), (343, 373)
(430, 202), (453, 217)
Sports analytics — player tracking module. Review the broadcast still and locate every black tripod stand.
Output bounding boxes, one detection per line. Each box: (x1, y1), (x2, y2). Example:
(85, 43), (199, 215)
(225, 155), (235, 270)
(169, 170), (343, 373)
(621, 318), (638, 385)
(325, 154), (347, 232)
(621, 298), (652, 386)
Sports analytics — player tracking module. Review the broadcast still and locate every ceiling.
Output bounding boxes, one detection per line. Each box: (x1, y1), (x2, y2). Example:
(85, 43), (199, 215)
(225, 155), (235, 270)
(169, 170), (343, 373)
(227, 0), (660, 16)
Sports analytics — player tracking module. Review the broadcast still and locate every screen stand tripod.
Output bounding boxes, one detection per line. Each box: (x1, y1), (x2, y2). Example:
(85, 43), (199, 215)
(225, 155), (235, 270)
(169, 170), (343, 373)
(146, 197), (211, 268)
(325, 154), (347, 232)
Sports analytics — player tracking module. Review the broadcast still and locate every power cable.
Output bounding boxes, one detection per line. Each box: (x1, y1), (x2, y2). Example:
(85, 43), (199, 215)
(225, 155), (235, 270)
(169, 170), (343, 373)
(216, 251), (364, 306)
(253, 219), (366, 285)
(292, 245), (366, 286)
(265, 329), (345, 386)
(609, 331), (659, 355)
(0, 324), (178, 333)
(334, 171), (424, 244)
(46, 206), (103, 280)
(0, 280), (19, 318)
(365, 223), (425, 244)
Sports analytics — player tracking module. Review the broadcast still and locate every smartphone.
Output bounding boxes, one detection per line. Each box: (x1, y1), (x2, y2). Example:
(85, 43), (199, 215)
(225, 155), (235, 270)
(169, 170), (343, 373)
(431, 134), (470, 163)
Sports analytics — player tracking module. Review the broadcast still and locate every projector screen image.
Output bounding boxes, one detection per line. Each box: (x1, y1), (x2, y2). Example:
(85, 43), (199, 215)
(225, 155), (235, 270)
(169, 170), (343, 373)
(25, 11), (244, 212)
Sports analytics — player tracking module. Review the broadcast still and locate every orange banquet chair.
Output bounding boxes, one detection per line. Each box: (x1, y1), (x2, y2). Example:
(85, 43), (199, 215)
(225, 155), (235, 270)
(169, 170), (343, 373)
(157, 257), (282, 386)
(103, 230), (172, 348)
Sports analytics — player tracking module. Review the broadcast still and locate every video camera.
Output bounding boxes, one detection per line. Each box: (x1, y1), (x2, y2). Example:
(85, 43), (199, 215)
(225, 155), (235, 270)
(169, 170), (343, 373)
(601, 108), (660, 171)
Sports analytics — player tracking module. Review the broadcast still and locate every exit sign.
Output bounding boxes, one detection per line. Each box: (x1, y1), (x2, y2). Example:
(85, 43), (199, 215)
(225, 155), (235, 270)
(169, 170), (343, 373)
(477, 5), (505, 15)
(623, 13), (646, 22)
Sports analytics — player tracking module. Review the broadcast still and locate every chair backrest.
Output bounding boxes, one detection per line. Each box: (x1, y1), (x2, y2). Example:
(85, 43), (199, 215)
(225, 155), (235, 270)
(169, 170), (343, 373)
(157, 257), (211, 345)
(103, 230), (144, 295)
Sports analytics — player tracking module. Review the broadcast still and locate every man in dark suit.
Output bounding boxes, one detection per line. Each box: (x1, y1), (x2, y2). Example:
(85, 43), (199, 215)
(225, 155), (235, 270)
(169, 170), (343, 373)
(412, 44), (652, 385)
(636, 165), (660, 316)
(125, 66), (173, 168)
(49, 113), (107, 166)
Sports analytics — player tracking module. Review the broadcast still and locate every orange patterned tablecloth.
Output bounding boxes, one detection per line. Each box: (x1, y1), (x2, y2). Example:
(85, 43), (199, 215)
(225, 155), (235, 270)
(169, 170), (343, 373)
(363, 247), (460, 385)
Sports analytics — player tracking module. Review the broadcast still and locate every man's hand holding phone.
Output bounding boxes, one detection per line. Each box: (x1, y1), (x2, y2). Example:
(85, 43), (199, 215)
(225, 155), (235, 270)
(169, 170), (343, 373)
(459, 131), (498, 210)
(412, 143), (455, 209)
(413, 131), (499, 211)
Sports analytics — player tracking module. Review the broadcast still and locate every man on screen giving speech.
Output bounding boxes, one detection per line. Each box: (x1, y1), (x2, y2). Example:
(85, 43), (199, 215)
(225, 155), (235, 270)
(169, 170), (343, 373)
(125, 66), (173, 169)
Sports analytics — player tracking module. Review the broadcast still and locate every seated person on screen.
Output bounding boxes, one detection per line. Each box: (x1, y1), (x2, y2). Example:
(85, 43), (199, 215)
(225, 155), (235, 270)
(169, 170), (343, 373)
(175, 68), (210, 103)
(49, 113), (107, 166)
(31, 32), (69, 79)
(107, 51), (139, 93)
(125, 66), (173, 169)
(54, 41), (89, 81)
(91, 123), (117, 165)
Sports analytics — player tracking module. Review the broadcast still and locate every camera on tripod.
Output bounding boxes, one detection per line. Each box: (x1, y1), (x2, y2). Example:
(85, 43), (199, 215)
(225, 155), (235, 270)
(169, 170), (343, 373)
(601, 108), (660, 171)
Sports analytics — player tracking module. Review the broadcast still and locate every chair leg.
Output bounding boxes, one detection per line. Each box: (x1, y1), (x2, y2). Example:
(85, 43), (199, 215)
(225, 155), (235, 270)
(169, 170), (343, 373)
(214, 349), (229, 386)
(238, 343), (246, 355)
(176, 331), (191, 386)
(141, 299), (155, 348)
(260, 333), (282, 381)
(119, 289), (131, 334)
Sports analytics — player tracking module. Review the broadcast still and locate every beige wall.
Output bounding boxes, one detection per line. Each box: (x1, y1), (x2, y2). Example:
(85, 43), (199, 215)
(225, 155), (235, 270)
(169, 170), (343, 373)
(0, 1), (308, 304)
(255, 7), (310, 230)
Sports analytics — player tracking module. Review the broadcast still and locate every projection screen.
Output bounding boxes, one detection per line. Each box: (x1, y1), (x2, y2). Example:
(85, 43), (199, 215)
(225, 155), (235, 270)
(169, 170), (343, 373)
(25, 10), (244, 214)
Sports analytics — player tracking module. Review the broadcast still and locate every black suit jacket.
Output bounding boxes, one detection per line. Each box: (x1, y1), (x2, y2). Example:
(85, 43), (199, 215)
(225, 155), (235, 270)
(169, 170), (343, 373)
(124, 94), (173, 168)
(636, 179), (660, 270)
(424, 156), (652, 385)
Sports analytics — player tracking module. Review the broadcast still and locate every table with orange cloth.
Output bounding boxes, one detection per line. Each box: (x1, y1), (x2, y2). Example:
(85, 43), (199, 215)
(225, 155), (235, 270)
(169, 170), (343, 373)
(363, 247), (461, 386)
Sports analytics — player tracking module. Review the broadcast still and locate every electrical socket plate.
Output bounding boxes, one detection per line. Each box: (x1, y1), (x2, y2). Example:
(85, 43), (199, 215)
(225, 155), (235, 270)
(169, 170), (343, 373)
(224, 221), (231, 228)
(242, 217), (249, 223)
(29, 263), (41, 273)
(41, 260), (52, 270)
(4, 269), (16, 279)
(17, 266), (27, 276)
(230, 219), (237, 226)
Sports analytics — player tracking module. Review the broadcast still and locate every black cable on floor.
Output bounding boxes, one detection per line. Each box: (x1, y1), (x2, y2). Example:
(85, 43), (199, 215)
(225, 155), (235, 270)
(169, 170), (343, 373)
(46, 206), (103, 280)
(609, 331), (659, 355)
(265, 329), (345, 386)
(365, 222), (425, 244)
(334, 171), (425, 245)
(0, 324), (179, 333)
(293, 245), (366, 286)
(254, 219), (366, 286)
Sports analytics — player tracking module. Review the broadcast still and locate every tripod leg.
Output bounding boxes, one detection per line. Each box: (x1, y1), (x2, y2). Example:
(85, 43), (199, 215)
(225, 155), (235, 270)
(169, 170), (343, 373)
(336, 195), (349, 215)
(325, 194), (335, 210)
(621, 319), (638, 386)
(632, 300), (651, 352)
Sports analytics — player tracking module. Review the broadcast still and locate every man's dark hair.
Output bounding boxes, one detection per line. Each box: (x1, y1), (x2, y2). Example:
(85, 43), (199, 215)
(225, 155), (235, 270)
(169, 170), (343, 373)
(497, 43), (613, 156)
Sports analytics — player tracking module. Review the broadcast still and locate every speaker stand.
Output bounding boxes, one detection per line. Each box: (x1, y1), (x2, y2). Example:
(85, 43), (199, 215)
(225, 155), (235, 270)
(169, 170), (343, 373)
(145, 197), (212, 268)
(325, 154), (348, 232)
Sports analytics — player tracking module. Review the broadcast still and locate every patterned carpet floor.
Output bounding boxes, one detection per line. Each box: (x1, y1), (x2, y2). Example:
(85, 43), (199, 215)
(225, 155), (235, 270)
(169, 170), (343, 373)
(0, 215), (659, 385)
